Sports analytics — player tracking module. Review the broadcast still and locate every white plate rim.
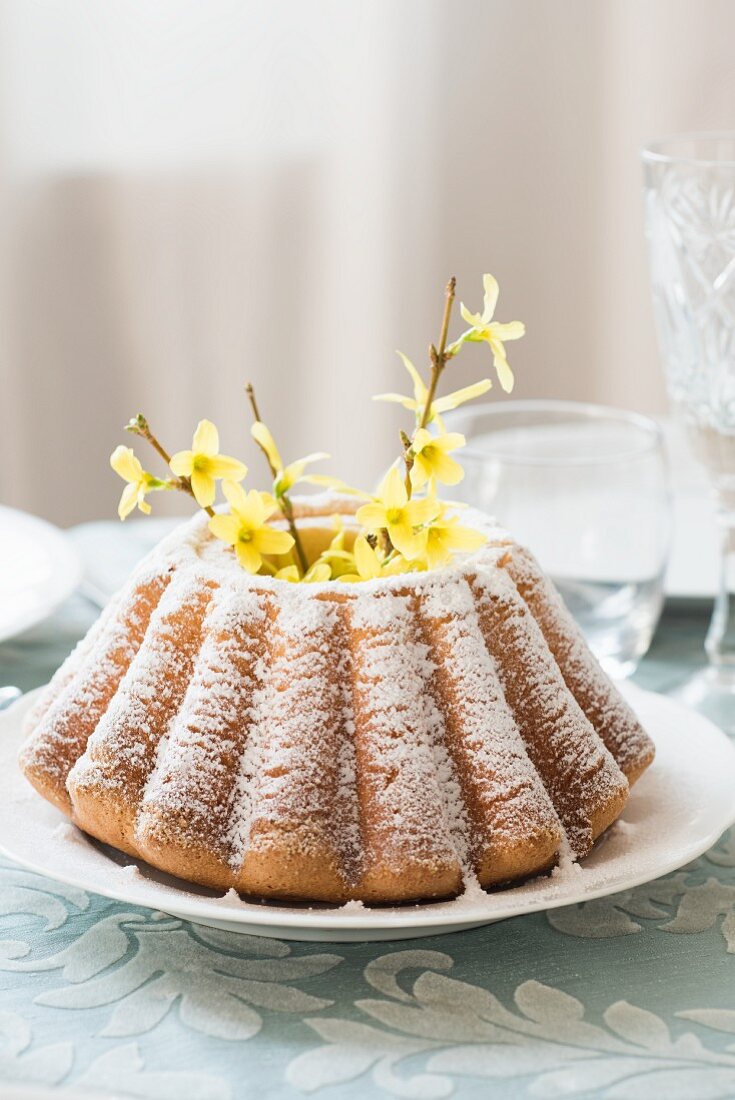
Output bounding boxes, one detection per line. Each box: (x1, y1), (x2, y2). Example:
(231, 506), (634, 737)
(3, 683), (734, 939)
(0, 506), (82, 642)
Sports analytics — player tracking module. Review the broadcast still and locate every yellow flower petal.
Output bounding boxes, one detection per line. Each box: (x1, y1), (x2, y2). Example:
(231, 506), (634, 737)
(251, 421), (283, 472)
(372, 393), (419, 411)
(389, 523), (427, 561)
(192, 419), (219, 456)
(410, 453), (434, 491)
(460, 303), (484, 329)
(208, 514), (240, 545)
(190, 469), (216, 508)
(446, 525), (487, 552)
(299, 452), (330, 467)
(305, 562), (332, 583)
(169, 450), (195, 477)
(490, 320), (525, 341)
(354, 535), (381, 579)
(406, 496), (441, 527)
(111, 445), (144, 483)
(355, 502), (388, 531)
(257, 491), (279, 520)
(255, 526), (295, 555)
(278, 452), (328, 493)
(118, 482), (139, 520)
(427, 450), (464, 486)
(276, 565), (300, 583)
(301, 475), (371, 498)
(235, 541), (263, 573)
(433, 379), (492, 414)
(397, 352), (427, 405)
(221, 479), (250, 515)
(481, 273), (499, 322)
(425, 536), (452, 570)
(379, 466), (408, 511)
(488, 340), (514, 393)
(207, 455), (248, 482)
(437, 432), (466, 452)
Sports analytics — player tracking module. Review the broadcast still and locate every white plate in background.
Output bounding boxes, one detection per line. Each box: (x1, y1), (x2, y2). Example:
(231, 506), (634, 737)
(69, 517), (181, 607)
(0, 506), (82, 643)
(3, 683), (734, 942)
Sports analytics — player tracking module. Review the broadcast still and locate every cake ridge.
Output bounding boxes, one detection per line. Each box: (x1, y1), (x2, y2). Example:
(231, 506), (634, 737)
(416, 573), (563, 883)
(137, 583), (270, 876)
(347, 586), (464, 900)
(470, 564), (629, 857)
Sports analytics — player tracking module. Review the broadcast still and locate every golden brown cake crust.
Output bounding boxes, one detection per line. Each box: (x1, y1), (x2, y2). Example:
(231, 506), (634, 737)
(19, 495), (654, 904)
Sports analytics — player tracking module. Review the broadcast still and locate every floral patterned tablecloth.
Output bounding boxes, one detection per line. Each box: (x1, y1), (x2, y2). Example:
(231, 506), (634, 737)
(0, 526), (732, 1100)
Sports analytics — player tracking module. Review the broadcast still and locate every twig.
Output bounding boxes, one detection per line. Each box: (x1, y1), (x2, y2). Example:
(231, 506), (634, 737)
(417, 276), (456, 431)
(244, 384), (308, 575)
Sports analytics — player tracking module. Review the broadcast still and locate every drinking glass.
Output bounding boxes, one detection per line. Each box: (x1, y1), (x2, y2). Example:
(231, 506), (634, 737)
(643, 133), (735, 732)
(445, 401), (671, 679)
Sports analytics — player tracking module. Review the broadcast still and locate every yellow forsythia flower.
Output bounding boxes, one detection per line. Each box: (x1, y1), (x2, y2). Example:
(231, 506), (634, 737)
(251, 421), (329, 497)
(451, 274), (525, 393)
(374, 352), (491, 428)
(312, 518), (357, 579)
(208, 481), (294, 573)
(410, 428), (465, 491)
(420, 509), (487, 570)
(275, 561), (332, 583)
(170, 420), (247, 508)
(110, 446), (168, 520)
(339, 535), (385, 582)
(356, 467), (439, 560)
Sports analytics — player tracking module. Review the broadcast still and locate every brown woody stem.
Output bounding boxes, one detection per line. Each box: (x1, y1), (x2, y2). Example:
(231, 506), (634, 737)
(126, 414), (215, 517)
(244, 383), (308, 576)
(417, 276), (456, 432)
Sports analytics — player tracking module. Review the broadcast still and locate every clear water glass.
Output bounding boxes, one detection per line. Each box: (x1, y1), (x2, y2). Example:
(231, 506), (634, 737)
(643, 132), (735, 732)
(446, 401), (671, 679)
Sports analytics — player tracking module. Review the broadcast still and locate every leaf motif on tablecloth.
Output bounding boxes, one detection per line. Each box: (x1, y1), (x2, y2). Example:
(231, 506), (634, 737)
(287, 951), (735, 1098)
(547, 829), (735, 947)
(0, 1010), (73, 1085)
(0, 909), (342, 1040)
(74, 1042), (232, 1100)
(662, 878), (735, 952)
(0, 863), (90, 960)
(706, 833), (735, 868)
(547, 874), (690, 939)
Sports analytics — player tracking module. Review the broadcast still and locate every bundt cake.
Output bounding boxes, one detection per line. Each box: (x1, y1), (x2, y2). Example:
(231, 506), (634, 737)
(19, 494), (654, 904)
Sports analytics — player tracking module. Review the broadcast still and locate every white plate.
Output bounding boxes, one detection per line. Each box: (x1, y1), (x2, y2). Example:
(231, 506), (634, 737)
(69, 517), (181, 607)
(0, 506), (82, 642)
(2, 684), (734, 942)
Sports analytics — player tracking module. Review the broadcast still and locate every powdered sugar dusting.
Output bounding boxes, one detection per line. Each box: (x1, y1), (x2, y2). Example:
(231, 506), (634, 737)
(228, 588), (361, 884)
(68, 572), (213, 805)
(503, 546), (655, 779)
(419, 574), (562, 876)
(471, 563), (628, 858)
(349, 590), (467, 885)
(20, 492), (652, 905)
(21, 565), (172, 792)
(137, 584), (269, 863)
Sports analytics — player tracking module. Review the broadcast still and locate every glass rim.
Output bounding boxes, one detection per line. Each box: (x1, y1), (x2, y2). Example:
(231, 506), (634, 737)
(446, 399), (664, 468)
(641, 130), (735, 168)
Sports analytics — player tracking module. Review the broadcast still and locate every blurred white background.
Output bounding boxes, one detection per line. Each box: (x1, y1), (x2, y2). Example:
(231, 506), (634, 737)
(0, 0), (734, 525)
